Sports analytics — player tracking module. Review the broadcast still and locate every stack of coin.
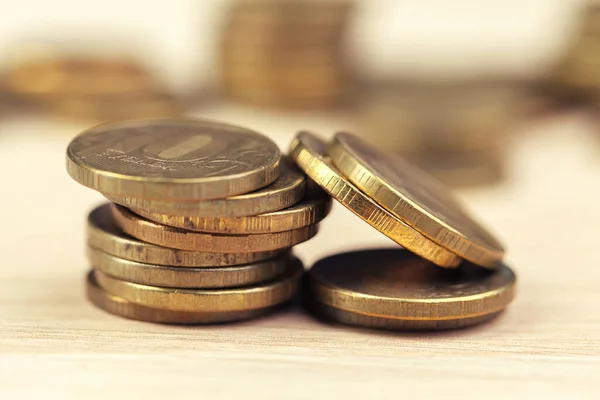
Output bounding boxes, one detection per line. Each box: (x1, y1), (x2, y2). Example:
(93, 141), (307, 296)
(549, 4), (600, 103)
(1, 51), (182, 121)
(358, 81), (519, 187)
(66, 118), (331, 324)
(290, 131), (516, 330)
(219, 0), (354, 109)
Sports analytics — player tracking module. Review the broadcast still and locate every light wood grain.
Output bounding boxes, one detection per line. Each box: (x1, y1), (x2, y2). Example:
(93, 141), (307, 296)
(0, 108), (599, 400)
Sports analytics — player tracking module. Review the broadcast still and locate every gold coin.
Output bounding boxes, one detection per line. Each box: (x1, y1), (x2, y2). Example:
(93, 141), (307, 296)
(306, 249), (516, 330)
(111, 204), (319, 252)
(328, 132), (505, 268)
(94, 257), (303, 312)
(288, 131), (460, 267)
(3, 56), (158, 98)
(106, 157), (306, 217)
(88, 203), (284, 266)
(134, 188), (332, 234)
(87, 246), (290, 288)
(86, 271), (280, 324)
(50, 91), (183, 122)
(67, 118), (281, 201)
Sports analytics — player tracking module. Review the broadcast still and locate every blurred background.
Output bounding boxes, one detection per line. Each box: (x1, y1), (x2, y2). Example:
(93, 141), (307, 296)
(1, 0), (600, 265)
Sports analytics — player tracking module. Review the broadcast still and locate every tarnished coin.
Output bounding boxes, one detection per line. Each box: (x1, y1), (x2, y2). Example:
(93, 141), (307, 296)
(67, 118), (281, 201)
(135, 187), (332, 234)
(87, 246), (290, 288)
(107, 157), (306, 217)
(94, 257), (303, 312)
(328, 132), (505, 268)
(306, 249), (516, 330)
(111, 204), (319, 252)
(86, 271), (280, 324)
(289, 131), (460, 267)
(88, 203), (285, 266)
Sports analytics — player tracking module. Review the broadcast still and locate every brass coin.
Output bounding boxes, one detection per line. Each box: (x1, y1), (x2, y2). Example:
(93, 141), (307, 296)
(88, 203), (285, 266)
(87, 246), (290, 288)
(94, 257), (303, 312)
(134, 188), (332, 234)
(306, 249), (516, 330)
(288, 131), (460, 267)
(106, 157), (306, 217)
(86, 271), (280, 324)
(111, 204), (319, 252)
(3, 56), (158, 99)
(66, 118), (281, 201)
(328, 132), (505, 268)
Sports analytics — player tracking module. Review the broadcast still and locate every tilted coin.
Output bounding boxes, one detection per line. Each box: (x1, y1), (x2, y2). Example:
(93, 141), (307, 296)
(66, 118), (281, 201)
(106, 157), (306, 217)
(94, 257), (303, 312)
(135, 187), (332, 234)
(111, 204), (319, 252)
(288, 131), (460, 267)
(328, 132), (505, 268)
(87, 246), (290, 288)
(306, 249), (516, 330)
(87, 203), (285, 266)
(86, 271), (279, 324)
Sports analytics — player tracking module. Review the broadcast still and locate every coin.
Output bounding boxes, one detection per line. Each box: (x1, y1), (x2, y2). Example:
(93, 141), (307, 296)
(134, 187), (332, 234)
(67, 118), (281, 201)
(88, 203), (285, 266)
(327, 132), (505, 268)
(306, 249), (516, 330)
(94, 257), (303, 312)
(3, 56), (158, 99)
(111, 204), (319, 252)
(86, 271), (280, 324)
(88, 246), (290, 288)
(289, 131), (460, 267)
(106, 157), (306, 217)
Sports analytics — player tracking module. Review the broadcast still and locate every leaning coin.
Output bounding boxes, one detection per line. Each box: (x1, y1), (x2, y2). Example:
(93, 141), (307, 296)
(94, 257), (303, 312)
(134, 187), (332, 234)
(289, 131), (460, 268)
(87, 203), (285, 266)
(111, 204), (319, 252)
(86, 271), (281, 324)
(328, 132), (505, 268)
(106, 157), (306, 217)
(66, 118), (281, 201)
(306, 249), (516, 330)
(88, 246), (290, 288)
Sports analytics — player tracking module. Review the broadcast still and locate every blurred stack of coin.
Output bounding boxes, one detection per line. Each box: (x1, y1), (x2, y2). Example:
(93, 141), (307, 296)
(67, 118), (331, 324)
(219, 0), (354, 109)
(289, 131), (516, 330)
(1, 47), (182, 121)
(357, 81), (519, 187)
(549, 4), (600, 101)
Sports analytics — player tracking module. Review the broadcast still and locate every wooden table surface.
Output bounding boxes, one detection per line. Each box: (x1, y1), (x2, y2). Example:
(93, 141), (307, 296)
(0, 105), (598, 399)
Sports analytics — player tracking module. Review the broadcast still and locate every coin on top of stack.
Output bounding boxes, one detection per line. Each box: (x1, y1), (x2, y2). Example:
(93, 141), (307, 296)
(289, 130), (515, 330)
(67, 117), (331, 324)
(1, 46), (182, 121)
(219, 0), (354, 109)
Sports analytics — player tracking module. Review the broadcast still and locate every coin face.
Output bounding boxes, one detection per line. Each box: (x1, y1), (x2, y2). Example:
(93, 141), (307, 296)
(135, 187), (332, 234)
(328, 132), (505, 268)
(107, 157), (306, 217)
(94, 258), (303, 312)
(88, 246), (290, 288)
(111, 204), (319, 253)
(307, 249), (516, 328)
(86, 271), (280, 324)
(288, 131), (460, 267)
(87, 203), (285, 266)
(67, 118), (281, 200)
